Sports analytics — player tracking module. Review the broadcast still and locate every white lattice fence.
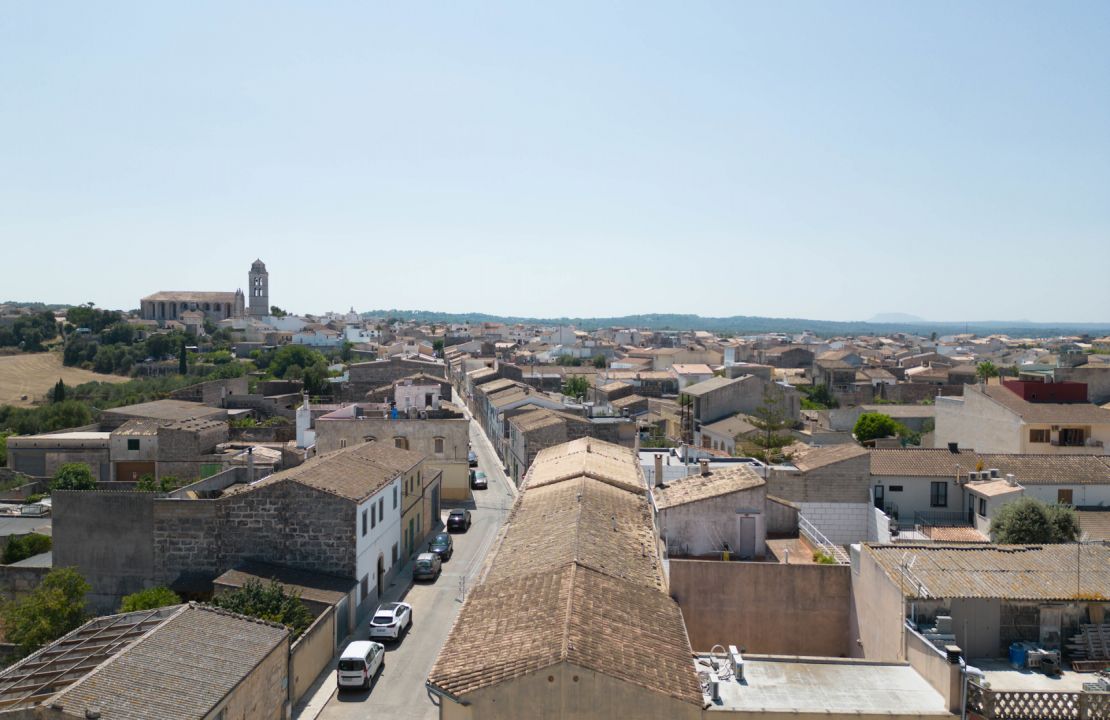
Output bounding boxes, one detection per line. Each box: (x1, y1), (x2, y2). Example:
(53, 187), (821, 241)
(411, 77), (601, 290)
(968, 684), (1110, 720)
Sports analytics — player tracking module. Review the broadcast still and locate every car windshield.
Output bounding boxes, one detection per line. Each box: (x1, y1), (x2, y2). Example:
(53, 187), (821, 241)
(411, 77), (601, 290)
(450, 510), (465, 517)
(416, 559), (432, 568)
(371, 613), (394, 625)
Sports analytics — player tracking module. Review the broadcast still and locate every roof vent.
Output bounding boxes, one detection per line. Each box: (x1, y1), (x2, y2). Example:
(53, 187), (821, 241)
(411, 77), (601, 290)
(699, 459), (710, 477)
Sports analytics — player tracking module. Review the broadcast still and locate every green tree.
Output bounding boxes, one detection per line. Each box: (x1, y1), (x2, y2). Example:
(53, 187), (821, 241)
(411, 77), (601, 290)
(853, 412), (903, 443)
(210, 578), (313, 639)
(432, 339), (444, 355)
(2, 567), (90, 657)
(592, 354), (607, 369)
(50, 463), (96, 491)
(340, 341), (354, 363)
(0, 431), (9, 467)
(270, 305), (288, 317)
(269, 345), (326, 379)
(2, 533), (52, 564)
(120, 586), (181, 612)
(562, 374), (590, 401)
(136, 474), (182, 492)
(748, 387), (794, 461)
(52, 379), (66, 403)
(178, 340), (188, 375)
(991, 497), (1078, 543)
(976, 361), (999, 383)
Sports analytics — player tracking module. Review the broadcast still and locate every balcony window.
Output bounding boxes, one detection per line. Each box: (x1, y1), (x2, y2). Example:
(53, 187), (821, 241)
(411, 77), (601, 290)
(1029, 429), (1050, 444)
(930, 481), (948, 508)
(1058, 428), (1086, 447)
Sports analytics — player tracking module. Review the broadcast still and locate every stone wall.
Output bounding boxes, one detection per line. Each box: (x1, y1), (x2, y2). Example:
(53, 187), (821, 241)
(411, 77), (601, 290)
(53, 491), (157, 613)
(767, 453), (871, 504)
(169, 376), (249, 404)
(668, 559), (852, 656)
(290, 606), (336, 704)
(348, 357), (446, 399)
(153, 500), (222, 593)
(0, 565), (51, 604)
(221, 633), (290, 719)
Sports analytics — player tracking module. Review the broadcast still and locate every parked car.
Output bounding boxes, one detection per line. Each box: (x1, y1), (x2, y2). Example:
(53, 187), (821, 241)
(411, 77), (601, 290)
(446, 509), (472, 533)
(368, 602), (412, 642)
(337, 640), (385, 690)
(468, 450), (478, 467)
(428, 532), (454, 560)
(413, 552), (442, 581)
(470, 470), (488, 490)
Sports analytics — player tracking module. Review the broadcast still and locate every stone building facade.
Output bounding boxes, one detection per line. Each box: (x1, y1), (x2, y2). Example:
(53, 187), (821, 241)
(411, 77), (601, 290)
(348, 356), (448, 400)
(139, 259), (270, 326)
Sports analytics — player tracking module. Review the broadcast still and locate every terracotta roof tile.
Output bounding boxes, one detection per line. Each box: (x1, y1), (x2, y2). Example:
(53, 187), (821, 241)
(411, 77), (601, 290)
(653, 464), (765, 510)
(870, 449), (1110, 485)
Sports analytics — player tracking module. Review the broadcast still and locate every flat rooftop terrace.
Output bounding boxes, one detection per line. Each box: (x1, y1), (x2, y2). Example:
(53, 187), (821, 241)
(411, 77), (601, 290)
(701, 655), (950, 715)
(974, 658), (1103, 693)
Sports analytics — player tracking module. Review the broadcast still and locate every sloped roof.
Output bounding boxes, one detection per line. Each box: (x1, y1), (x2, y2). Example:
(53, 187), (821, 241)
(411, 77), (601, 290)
(509, 408), (566, 433)
(653, 464), (765, 510)
(865, 543), (1110, 600)
(526, 438), (644, 494)
(789, 443), (869, 472)
(870, 449), (1110, 485)
(5, 604), (288, 718)
(700, 413), (757, 439)
(214, 561), (356, 606)
(680, 375), (739, 396)
(427, 564), (700, 705)
(489, 476), (663, 590)
(234, 441), (421, 502)
(981, 384), (1110, 424)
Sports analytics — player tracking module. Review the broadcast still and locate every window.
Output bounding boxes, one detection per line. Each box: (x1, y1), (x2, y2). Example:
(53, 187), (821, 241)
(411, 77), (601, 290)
(394, 437), (408, 450)
(371, 504), (377, 529)
(1058, 488), (1073, 505)
(340, 439), (347, 449)
(127, 438), (140, 451)
(889, 485), (904, 492)
(391, 543), (398, 564)
(393, 486), (398, 509)
(978, 498), (987, 516)
(1029, 428), (1050, 443)
(379, 497), (384, 519)
(360, 574), (369, 600)
(930, 481), (947, 508)
(361, 509), (367, 536)
(434, 437), (444, 454)
(1059, 428), (1086, 447)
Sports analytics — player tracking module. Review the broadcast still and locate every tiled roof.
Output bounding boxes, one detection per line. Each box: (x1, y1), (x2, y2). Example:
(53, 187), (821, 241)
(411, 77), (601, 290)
(611, 393), (647, 409)
(870, 449), (1110, 485)
(923, 526), (989, 543)
(237, 441), (420, 502)
(214, 561), (356, 606)
(653, 464), (765, 510)
(789, 443), (869, 472)
(428, 436), (701, 706)
(981, 384), (1110, 424)
(476, 378), (518, 396)
(42, 604), (288, 719)
(141, 291), (238, 303)
(1077, 510), (1110, 542)
(427, 564), (701, 705)
(488, 476), (663, 590)
(509, 408), (565, 433)
(526, 438), (644, 494)
(865, 543), (1110, 600)
(680, 375), (737, 396)
(700, 413), (757, 439)
(671, 364), (714, 375)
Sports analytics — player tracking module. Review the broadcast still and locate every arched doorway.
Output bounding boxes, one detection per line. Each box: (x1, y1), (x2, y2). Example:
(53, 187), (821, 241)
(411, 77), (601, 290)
(376, 554), (385, 598)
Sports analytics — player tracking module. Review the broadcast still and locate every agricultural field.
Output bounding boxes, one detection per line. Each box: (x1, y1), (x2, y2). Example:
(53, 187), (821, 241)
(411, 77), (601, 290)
(0, 353), (127, 407)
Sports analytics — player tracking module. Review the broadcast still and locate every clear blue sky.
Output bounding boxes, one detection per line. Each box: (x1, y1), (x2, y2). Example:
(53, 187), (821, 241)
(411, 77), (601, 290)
(2, 2), (1108, 322)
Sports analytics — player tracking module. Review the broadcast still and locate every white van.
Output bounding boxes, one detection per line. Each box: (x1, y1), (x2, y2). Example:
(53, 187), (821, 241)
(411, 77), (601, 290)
(336, 640), (385, 690)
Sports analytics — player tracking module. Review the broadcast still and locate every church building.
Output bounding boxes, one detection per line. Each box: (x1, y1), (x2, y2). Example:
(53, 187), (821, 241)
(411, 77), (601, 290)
(140, 259), (269, 325)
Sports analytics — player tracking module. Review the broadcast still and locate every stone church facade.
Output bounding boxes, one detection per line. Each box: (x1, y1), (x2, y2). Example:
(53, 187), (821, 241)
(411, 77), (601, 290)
(140, 259), (269, 325)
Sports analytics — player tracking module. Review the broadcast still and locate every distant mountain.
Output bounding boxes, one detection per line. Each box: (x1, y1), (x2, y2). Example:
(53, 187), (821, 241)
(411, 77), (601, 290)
(363, 310), (1110, 340)
(870, 313), (926, 323)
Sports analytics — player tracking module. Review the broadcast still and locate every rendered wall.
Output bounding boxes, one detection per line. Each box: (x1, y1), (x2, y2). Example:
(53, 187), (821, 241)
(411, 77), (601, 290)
(290, 607), (336, 704)
(668, 559), (852, 656)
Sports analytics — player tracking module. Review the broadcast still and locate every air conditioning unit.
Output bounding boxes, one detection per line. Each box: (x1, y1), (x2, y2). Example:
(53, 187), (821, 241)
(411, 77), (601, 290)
(708, 672), (720, 701)
(989, 468), (1000, 479)
(729, 645), (745, 681)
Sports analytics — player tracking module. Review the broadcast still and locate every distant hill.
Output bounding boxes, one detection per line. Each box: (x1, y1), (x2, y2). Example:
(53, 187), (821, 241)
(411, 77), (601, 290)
(870, 313), (926, 323)
(363, 310), (1110, 340)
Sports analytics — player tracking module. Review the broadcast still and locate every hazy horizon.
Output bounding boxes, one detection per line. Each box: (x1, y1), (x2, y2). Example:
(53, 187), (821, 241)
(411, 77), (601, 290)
(3, 2), (1108, 321)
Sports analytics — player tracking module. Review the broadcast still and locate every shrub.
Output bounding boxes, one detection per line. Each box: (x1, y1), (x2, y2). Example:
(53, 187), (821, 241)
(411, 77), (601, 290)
(2, 533), (52, 564)
(991, 497), (1078, 544)
(209, 578), (313, 639)
(50, 463), (95, 491)
(120, 586), (181, 612)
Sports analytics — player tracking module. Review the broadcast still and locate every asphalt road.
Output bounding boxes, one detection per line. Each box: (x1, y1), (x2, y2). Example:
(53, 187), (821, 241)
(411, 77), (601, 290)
(318, 394), (513, 720)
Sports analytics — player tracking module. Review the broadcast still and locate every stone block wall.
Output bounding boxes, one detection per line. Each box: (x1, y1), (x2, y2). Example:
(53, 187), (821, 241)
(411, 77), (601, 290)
(153, 499), (222, 593)
(0, 565), (51, 604)
(798, 502), (871, 545)
(767, 453), (871, 504)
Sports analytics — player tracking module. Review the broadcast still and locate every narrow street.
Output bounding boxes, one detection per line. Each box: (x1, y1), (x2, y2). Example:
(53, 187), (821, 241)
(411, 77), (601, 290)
(314, 391), (513, 720)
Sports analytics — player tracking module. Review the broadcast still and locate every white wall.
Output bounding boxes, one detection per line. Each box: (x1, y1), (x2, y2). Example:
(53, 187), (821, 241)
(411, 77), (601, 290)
(872, 476), (959, 524)
(934, 392), (1023, 453)
(1022, 483), (1110, 507)
(355, 478), (403, 608)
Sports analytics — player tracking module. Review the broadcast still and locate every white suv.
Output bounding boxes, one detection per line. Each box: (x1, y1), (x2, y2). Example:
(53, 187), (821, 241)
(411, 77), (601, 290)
(368, 602), (413, 641)
(336, 641), (384, 690)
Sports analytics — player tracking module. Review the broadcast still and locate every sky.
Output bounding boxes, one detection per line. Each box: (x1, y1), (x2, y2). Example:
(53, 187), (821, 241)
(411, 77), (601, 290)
(2, 2), (1108, 322)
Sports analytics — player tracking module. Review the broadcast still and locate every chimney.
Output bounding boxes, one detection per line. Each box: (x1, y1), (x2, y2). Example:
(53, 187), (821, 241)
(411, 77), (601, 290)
(654, 453), (664, 488)
(699, 459), (710, 477)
